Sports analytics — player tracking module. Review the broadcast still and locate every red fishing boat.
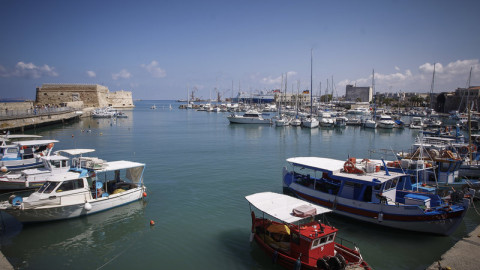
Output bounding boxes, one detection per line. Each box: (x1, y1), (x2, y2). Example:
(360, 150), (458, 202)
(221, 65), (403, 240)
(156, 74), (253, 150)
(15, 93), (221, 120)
(246, 192), (370, 270)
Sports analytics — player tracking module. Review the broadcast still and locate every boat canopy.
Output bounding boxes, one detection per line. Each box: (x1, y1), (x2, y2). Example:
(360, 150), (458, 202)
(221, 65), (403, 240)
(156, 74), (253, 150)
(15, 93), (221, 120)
(42, 155), (69, 161)
(287, 157), (407, 184)
(287, 157), (345, 172)
(95, 160), (145, 184)
(245, 192), (331, 224)
(0, 134), (42, 139)
(56, 149), (95, 156)
(13, 140), (59, 146)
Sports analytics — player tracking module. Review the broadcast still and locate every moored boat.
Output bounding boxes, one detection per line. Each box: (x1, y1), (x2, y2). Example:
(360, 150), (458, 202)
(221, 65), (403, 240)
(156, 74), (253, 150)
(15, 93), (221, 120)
(0, 160), (147, 223)
(282, 157), (470, 235)
(1, 139), (59, 172)
(227, 110), (272, 124)
(246, 192), (370, 270)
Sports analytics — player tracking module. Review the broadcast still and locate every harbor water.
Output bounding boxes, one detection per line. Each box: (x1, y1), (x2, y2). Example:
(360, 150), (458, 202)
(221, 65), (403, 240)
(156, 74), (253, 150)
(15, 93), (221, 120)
(1, 100), (479, 269)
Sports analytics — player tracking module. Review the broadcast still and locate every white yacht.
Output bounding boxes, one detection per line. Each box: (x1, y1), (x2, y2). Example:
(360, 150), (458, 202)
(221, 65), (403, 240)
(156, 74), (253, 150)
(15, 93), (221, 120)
(227, 110), (272, 124)
(377, 114), (395, 129)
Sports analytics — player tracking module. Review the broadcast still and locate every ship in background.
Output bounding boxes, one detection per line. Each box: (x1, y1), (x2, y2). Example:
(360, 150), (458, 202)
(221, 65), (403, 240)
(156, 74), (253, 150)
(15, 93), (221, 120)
(231, 89), (280, 104)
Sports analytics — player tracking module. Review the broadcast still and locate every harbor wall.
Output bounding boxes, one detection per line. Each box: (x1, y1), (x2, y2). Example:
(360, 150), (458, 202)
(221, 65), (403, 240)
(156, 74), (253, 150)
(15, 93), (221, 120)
(35, 84), (134, 108)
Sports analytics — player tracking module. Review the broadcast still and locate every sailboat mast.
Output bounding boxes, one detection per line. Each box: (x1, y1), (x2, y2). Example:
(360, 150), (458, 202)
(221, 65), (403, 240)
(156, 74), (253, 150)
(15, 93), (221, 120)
(310, 49), (313, 116)
(430, 63), (436, 111)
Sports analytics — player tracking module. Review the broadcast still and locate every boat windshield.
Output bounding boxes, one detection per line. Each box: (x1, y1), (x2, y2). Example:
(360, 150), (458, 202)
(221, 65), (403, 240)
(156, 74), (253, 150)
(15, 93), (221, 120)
(38, 181), (60, 194)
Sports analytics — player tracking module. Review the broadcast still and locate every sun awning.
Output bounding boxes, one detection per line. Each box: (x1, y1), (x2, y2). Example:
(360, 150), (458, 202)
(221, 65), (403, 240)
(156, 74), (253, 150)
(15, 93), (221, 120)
(245, 192), (331, 224)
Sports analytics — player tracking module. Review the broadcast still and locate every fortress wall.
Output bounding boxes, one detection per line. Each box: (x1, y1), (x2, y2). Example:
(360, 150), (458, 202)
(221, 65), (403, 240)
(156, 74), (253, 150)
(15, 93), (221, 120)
(106, 90), (135, 108)
(35, 84), (133, 108)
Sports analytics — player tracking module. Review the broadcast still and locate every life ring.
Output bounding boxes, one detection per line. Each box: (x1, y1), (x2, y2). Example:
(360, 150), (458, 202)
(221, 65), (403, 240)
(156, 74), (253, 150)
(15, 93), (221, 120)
(387, 161), (400, 167)
(344, 161), (356, 173)
(460, 146), (469, 155)
(47, 143), (54, 149)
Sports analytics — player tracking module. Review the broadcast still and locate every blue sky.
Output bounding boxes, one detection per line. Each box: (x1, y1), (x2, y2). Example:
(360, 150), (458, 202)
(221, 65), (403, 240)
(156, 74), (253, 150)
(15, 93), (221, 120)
(1, 0), (479, 100)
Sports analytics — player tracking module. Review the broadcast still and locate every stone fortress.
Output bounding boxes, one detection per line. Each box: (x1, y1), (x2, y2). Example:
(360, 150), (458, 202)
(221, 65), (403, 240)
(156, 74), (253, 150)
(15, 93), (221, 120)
(35, 84), (134, 109)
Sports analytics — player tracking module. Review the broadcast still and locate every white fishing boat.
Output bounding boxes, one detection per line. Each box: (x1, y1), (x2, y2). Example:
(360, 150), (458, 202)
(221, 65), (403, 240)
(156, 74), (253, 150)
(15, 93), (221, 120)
(227, 110), (272, 124)
(0, 149), (96, 190)
(376, 114), (395, 129)
(0, 160), (147, 223)
(282, 156), (470, 235)
(91, 107), (116, 118)
(1, 139), (58, 172)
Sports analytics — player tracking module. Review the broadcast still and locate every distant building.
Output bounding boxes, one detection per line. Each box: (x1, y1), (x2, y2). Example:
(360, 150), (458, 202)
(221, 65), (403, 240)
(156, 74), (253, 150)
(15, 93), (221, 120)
(345, 85), (372, 103)
(437, 86), (480, 113)
(35, 84), (134, 108)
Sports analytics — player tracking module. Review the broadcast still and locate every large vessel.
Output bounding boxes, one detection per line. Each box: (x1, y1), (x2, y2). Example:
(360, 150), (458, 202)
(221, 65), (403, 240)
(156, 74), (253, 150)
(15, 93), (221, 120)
(231, 89), (279, 104)
(282, 157), (470, 235)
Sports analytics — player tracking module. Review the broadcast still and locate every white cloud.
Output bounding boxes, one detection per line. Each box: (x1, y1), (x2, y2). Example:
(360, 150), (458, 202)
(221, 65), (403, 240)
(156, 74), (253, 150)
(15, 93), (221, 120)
(86, 70), (96, 78)
(0, 61), (58, 78)
(141, 60), (166, 78)
(338, 59), (480, 93)
(112, 69), (131, 80)
(260, 71), (297, 86)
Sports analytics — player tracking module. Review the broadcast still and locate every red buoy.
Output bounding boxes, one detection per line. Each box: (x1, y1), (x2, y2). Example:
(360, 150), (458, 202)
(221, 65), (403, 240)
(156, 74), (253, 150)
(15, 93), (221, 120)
(143, 192), (147, 197)
(150, 220), (155, 226)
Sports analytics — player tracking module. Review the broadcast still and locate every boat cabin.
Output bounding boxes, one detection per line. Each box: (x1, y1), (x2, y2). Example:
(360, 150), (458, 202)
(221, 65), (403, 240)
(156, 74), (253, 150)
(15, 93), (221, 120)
(0, 140), (57, 161)
(284, 157), (411, 204)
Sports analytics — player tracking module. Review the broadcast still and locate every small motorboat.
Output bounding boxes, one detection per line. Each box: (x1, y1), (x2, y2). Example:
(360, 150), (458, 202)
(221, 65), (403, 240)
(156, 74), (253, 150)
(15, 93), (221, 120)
(246, 192), (370, 270)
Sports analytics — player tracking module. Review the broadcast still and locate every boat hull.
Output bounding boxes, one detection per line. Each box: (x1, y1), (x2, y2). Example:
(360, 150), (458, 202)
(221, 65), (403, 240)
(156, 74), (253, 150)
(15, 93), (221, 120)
(3, 187), (145, 223)
(283, 178), (468, 236)
(227, 116), (271, 124)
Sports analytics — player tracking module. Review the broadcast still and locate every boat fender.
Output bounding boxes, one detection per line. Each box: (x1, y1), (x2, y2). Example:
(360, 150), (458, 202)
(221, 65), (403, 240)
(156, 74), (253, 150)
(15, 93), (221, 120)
(335, 254), (347, 269)
(327, 255), (343, 270)
(249, 232), (254, 243)
(11, 196), (22, 206)
(0, 166), (7, 173)
(143, 192), (147, 198)
(316, 258), (329, 270)
(272, 250), (278, 264)
(378, 212), (384, 222)
(84, 202), (92, 211)
(294, 255), (302, 270)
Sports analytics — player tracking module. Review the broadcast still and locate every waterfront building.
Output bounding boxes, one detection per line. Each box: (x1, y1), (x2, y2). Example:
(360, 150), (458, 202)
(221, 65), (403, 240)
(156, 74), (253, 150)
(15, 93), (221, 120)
(345, 85), (372, 102)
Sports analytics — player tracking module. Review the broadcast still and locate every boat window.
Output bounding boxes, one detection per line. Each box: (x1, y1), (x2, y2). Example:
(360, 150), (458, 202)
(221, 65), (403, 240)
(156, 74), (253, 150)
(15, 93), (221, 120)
(7, 148), (18, 154)
(327, 233), (335, 242)
(384, 180), (392, 190)
(311, 234), (335, 250)
(374, 184), (381, 191)
(56, 179), (84, 192)
(43, 182), (59, 194)
(391, 178), (398, 188)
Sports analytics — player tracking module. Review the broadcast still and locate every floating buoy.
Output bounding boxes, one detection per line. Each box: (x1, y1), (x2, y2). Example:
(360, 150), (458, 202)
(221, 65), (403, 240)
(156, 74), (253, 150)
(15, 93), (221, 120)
(1, 166), (8, 173)
(143, 192), (147, 198)
(99, 132), (103, 136)
(150, 220), (155, 226)
(84, 202), (92, 211)
(72, 134), (74, 138)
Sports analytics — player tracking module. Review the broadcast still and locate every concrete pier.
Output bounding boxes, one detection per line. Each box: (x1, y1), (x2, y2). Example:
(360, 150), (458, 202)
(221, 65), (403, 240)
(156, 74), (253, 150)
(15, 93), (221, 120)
(0, 252), (13, 270)
(427, 225), (480, 270)
(0, 108), (83, 132)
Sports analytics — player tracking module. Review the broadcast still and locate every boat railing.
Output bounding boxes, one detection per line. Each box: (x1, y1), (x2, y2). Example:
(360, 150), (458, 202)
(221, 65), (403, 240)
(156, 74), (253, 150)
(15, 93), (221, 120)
(334, 236), (363, 262)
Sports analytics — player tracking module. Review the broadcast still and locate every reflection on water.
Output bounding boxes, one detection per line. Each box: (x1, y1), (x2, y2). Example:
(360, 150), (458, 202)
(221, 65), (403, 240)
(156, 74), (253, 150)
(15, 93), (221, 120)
(2, 201), (147, 269)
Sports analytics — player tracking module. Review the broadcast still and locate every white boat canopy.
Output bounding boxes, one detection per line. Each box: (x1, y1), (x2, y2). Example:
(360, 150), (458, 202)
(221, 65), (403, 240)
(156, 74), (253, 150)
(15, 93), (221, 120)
(0, 134), (42, 139)
(95, 160), (145, 184)
(245, 192), (332, 224)
(56, 149), (96, 156)
(13, 140), (59, 146)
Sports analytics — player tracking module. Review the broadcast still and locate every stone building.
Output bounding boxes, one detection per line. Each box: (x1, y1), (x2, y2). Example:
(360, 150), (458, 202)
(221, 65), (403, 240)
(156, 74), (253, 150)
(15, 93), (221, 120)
(436, 86), (480, 113)
(35, 84), (134, 108)
(345, 85), (372, 102)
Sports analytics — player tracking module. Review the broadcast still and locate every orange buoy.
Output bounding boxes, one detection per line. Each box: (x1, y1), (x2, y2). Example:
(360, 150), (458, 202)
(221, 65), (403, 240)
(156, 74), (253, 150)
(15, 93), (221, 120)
(150, 220), (155, 226)
(71, 134), (74, 138)
(143, 192), (147, 197)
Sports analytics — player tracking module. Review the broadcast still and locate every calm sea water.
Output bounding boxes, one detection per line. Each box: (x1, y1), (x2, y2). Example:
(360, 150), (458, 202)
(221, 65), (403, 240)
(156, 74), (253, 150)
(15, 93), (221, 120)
(1, 100), (479, 270)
